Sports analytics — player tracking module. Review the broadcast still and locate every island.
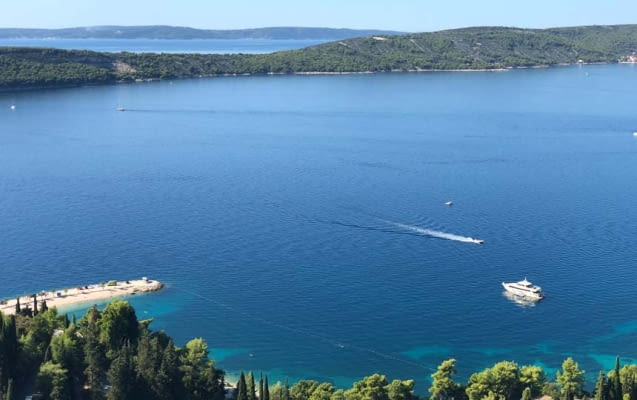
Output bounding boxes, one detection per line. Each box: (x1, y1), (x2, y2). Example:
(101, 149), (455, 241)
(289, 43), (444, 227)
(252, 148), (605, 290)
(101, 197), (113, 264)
(0, 277), (164, 315)
(1, 24), (637, 90)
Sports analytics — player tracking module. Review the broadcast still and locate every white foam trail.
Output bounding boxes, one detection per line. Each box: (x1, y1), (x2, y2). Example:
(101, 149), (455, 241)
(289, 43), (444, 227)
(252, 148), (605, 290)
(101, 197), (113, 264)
(388, 221), (484, 244)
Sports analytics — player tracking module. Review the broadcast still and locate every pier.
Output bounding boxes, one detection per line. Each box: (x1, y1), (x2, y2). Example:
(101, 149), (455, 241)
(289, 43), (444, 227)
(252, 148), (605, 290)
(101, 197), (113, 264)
(0, 277), (164, 316)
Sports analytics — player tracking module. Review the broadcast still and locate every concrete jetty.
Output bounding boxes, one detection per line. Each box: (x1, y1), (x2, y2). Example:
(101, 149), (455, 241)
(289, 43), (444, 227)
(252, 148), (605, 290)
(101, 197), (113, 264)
(0, 277), (164, 316)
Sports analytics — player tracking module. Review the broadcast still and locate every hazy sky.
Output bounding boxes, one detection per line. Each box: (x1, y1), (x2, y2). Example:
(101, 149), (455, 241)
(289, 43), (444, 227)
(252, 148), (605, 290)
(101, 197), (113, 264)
(2, 0), (636, 32)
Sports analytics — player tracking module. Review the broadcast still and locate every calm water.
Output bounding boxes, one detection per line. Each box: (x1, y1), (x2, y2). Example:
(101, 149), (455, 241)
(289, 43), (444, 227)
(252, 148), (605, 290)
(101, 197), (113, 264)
(2, 65), (637, 391)
(0, 38), (327, 53)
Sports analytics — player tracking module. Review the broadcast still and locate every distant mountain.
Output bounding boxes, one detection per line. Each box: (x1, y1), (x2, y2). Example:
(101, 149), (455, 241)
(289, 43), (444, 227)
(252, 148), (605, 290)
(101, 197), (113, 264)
(0, 26), (405, 40)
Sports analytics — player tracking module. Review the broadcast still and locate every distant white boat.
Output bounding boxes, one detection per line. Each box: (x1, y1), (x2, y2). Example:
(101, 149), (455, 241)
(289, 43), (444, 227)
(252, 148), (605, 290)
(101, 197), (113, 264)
(116, 107), (126, 112)
(444, 201), (454, 206)
(502, 278), (544, 301)
(10, 105), (15, 110)
(633, 132), (637, 137)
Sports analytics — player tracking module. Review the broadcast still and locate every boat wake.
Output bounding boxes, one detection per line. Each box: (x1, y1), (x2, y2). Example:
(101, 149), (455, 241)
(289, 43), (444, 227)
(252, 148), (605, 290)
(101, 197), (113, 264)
(386, 221), (484, 245)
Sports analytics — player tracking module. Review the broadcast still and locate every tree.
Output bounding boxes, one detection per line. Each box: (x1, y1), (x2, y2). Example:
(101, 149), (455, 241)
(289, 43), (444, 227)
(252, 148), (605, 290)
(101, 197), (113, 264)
(98, 300), (139, 358)
(430, 359), (460, 400)
(107, 343), (138, 400)
(521, 387), (531, 400)
(237, 372), (248, 400)
(260, 374), (264, 400)
(5, 378), (14, 400)
(466, 362), (519, 400)
(37, 361), (72, 400)
(14, 298), (19, 315)
(156, 339), (183, 400)
(520, 365), (546, 397)
(610, 357), (622, 400)
(247, 372), (257, 400)
(180, 338), (216, 400)
(291, 381), (320, 400)
(265, 376), (271, 400)
(83, 306), (106, 400)
(308, 383), (336, 400)
(386, 380), (414, 400)
(620, 365), (637, 400)
(595, 372), (608, 400)
(556, 358), (585, 400)
(346, 374), (389, 400)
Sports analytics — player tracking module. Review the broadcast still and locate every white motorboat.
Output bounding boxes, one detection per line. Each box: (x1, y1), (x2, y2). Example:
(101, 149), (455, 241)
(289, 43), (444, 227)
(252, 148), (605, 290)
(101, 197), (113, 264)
(502, 278), (544, 300)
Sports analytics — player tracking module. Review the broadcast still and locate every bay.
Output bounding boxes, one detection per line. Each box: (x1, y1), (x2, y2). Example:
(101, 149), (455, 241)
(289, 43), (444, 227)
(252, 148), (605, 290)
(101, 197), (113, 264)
(1, 65), (637, 391)
(0, 38), (328, 53)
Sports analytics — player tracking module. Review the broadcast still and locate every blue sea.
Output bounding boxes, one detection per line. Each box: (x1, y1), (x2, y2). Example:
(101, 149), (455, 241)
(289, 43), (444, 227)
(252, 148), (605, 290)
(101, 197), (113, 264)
(2, 65), (637, 391)
(0, 38), (328, 53)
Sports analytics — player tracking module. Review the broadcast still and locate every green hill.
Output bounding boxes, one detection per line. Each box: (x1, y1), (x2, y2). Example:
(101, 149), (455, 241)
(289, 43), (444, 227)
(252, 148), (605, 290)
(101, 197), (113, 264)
(2, 25), (637, 90)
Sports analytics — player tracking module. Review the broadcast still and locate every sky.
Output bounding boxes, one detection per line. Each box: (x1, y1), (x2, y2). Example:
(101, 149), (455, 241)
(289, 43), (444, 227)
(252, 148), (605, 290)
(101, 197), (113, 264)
(1, 0), (636, 32)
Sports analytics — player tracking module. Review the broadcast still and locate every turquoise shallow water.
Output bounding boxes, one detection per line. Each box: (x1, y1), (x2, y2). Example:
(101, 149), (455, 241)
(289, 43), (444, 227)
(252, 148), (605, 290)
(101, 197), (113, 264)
(1, 65), (637, 391)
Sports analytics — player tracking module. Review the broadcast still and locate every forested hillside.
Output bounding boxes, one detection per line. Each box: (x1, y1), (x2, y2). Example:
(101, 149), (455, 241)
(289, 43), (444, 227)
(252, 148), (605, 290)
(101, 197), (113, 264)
(1, 25), (637, 90)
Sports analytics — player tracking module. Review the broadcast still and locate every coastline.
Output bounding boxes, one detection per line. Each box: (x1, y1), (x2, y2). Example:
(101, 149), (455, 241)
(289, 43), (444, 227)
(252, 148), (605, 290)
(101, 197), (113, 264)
(0, 278), (164, 316)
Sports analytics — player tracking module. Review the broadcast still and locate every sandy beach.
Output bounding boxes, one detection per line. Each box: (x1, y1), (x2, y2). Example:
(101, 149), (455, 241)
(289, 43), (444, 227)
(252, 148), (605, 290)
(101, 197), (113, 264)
(0, 278), (164, 316)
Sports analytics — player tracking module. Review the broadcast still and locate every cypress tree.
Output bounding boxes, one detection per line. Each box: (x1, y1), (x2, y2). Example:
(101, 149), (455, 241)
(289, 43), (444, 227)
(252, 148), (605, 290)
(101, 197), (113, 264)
(612, 357), (622, 400)
(63, 314), (70, 328)
(41, 299), (48, 313)
(264, 376), (270, 400)
(596, 372), (607, 400)
(3, 316), (17, 383)
(247, 372), (256, 400)
(260, 373), (264, 400)
(32, 295), (38, 315)
(14, 298), (19, 315)
(237, 372), (248, 400)
(282, 377), (289, 400)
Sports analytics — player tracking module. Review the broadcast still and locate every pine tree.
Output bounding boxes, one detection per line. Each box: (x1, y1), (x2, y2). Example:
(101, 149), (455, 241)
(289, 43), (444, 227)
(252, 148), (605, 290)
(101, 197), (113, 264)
(107, 343), (137, 400)
(156, 340), (182, 400)
(84, 306), (106, 400)
(3, 316), (17, 383)
(260, 374), (264, 400)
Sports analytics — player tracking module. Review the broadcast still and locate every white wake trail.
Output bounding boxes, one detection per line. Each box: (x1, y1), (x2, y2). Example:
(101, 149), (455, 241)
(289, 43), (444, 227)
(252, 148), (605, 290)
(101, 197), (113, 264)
(388, 221), (484, 245)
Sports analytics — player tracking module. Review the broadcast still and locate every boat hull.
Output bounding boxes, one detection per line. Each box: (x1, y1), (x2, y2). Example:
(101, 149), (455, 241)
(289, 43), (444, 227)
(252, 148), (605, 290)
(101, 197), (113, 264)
(502, 282), (544, 301)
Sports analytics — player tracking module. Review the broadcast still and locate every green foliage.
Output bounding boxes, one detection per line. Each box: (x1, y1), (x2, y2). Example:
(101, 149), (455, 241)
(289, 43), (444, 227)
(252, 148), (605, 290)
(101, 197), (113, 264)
(2, 24), (637, 89)
(98, 300), (139, 358)
(385, 380), (414, 400)
(466, 361), (520, 400)
(595, 372), (608, 400)
(106, 343), (137, 400)
(520, 365), (546, 397)
(345, 374), (389, 400)
(430, 359), (460, 400)
(556, 357), (585, 400)
(620, 365), (637, 400)
(37, 361), (72, 400)
(521, 387), (532, 400)
(291, 380), (320, 400)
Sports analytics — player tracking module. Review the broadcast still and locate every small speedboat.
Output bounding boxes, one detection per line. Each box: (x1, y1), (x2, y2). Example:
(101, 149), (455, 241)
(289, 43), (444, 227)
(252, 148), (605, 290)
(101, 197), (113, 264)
(444, 201), (454, 206)
(116, 107), (126, 112)
(475, 239), (484, 245)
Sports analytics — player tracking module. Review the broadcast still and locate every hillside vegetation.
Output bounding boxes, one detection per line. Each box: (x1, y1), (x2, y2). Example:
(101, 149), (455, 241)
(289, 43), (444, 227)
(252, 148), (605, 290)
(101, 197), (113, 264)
(1, 25), (637, 90)
(0, 26), (404, 40)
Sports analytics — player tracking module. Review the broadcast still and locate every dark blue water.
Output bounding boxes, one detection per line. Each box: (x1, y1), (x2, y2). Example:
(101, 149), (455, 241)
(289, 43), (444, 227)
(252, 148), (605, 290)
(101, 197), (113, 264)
(0, 38), (328, 53)
(2, 65), (637, 391)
